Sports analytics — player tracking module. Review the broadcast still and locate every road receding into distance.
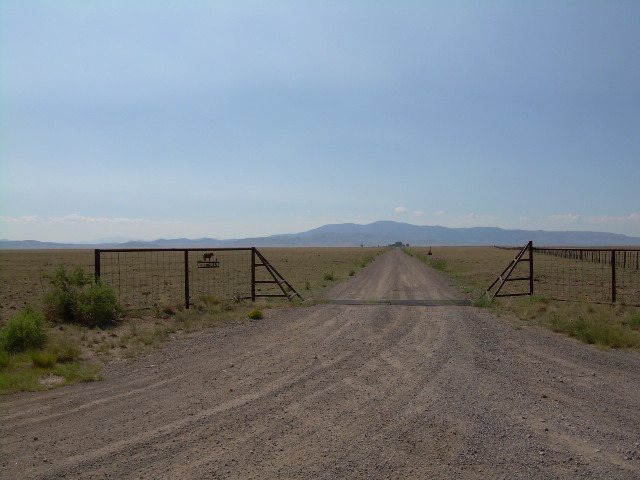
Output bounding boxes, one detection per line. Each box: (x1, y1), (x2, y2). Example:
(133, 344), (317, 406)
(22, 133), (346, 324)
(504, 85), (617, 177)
(2, 248), (639, 479)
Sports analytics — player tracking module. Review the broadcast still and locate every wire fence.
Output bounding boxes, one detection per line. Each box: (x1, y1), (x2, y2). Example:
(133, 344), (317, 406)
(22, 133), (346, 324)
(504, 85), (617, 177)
(95, 248), (299, 312)
(533, 248), (640, 305)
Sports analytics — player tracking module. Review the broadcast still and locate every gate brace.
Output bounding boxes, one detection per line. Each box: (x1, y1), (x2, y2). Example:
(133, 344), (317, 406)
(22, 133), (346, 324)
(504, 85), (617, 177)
(485, 241), (533, 301)
(253, 249), (303, 301)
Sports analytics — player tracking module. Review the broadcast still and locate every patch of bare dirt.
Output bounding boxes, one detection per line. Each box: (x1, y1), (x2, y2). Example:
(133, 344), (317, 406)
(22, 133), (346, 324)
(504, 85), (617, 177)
(2, 249), (639, 479)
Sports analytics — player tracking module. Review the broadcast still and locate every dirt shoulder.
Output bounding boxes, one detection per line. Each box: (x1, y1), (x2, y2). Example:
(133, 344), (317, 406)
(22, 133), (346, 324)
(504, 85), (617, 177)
(2, 249), (639, 479)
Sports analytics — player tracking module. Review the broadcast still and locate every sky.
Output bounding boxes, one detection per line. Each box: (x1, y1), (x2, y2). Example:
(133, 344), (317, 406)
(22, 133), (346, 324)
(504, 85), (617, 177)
(1, 1), (639, 243)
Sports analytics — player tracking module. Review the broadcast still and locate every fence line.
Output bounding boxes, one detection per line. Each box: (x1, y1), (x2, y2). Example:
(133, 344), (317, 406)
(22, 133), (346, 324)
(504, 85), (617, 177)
(95, 247), (301, 312)
(533, 248), (640, 304)
(487, 243), (640, 305)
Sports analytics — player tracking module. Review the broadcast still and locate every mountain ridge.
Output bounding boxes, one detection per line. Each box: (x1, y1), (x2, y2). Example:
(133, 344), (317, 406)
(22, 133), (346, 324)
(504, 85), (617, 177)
(1, 221), (639, 249)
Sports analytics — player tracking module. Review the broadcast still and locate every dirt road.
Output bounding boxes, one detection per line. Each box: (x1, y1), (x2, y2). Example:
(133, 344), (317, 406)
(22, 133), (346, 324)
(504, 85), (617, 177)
(2, 248), (639, 479)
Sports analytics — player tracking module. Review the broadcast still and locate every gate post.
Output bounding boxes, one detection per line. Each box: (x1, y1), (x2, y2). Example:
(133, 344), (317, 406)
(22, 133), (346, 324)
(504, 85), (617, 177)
(184, 250), (190, 310)
(611, 250), (616, 303)
(94, 249), (101, 283)
(528, 241), (534, 295)
(251, 248), (256, 301)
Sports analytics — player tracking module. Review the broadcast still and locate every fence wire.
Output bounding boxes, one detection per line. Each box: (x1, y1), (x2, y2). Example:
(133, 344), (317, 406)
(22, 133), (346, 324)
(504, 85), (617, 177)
(189, 249), (253, 303)
(533, 248), (640, 305)
(97, 248), (254, 311)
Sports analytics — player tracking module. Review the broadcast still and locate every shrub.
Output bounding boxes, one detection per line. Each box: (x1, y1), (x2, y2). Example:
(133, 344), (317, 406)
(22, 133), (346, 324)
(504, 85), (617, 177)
(1, 309), (48, 353)
(43, 267), (92, 323)
(43, 267), (121, 328)
(80, 282), (122, 327)
(472, 295), (492, 308)
(323, 271), (335, 281)
(247, 310), (263, 320)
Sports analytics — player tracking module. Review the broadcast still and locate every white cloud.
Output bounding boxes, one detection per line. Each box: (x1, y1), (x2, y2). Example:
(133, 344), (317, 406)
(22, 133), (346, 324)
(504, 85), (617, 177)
(434, 212), (510, 229)
(0, 215), (43, 223)
(434, 211), (446, 216)
(412, 210), (428, 216)
(549, 213), (582, 223)
(549, 213), (640, 227)
(49, 214), (156, 224)
(0, 214), (184, 226)
(394, 206), (408, 213)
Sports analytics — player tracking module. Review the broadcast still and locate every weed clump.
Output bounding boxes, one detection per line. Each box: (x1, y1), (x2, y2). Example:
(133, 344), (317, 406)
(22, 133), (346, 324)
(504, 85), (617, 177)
(548, 313), (640, 349)
(626, 313), (640, 331)
(472, 295), (493, 308)
(43, 267), (122, 328)
(31, 351), (57, 368)
(1, 308), (48, 353)
(48, 336), (82, 362)
(247, 310), (263, 320)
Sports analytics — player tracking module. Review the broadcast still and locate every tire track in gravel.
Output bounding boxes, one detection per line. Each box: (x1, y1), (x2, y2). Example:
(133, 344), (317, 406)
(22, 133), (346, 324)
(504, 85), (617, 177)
(2, 248), (639, 479)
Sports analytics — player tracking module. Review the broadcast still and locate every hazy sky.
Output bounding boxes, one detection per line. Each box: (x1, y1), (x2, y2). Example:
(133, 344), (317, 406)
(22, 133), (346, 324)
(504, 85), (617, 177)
(2, 1), (639, 242)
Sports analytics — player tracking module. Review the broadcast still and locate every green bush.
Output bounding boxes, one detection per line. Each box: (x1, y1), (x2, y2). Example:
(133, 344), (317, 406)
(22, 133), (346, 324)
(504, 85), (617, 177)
(43, 267), (92, 323)
(247, 310), (263, 320)
(80, 282), (122, 326)
(1, 309), (48, 353)
(43, 267), (121, 328)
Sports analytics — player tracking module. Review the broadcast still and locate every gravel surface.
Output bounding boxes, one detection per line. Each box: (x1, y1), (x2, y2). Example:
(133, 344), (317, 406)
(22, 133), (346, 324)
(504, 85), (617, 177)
(2, 248), (639, 479)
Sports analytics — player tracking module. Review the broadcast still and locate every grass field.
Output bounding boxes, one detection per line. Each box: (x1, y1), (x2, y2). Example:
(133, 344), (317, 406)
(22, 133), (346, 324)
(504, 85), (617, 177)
(405, 246), (640, 350)
(1, 245), (638, 393)
(0, 250), (95, 321)
(0, 247), (386, 321)
(0, 247), (386, 393)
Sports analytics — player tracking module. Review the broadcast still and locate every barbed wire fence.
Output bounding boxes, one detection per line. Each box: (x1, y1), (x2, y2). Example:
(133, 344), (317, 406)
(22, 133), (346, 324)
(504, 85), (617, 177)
(95, 248), (301, 312)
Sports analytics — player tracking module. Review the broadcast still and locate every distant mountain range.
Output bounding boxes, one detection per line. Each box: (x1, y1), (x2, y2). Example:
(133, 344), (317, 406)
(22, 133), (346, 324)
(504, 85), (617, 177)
(2, 221), (640, 249)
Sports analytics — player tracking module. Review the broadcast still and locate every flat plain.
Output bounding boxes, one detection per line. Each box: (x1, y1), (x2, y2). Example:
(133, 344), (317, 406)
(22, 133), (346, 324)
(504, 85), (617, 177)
(2, 248), (639, 479)
(0, 247), (389, 321)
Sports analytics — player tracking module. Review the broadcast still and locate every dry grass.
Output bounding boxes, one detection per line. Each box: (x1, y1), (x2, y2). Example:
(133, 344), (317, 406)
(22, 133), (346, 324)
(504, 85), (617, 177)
(405, 246), (640, 350)
(0, 247), (385, 322)
(0, 247), (386, 392)
(404, 246), (519, 296)
(0, 250), (95, 320)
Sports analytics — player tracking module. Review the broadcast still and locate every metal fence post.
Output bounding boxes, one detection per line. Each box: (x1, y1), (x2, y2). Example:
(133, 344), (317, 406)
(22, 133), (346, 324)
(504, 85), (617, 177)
(611, 250), (616, 303)
(184, 250), (190, 309)
(251, 248), (256, 301)
(94, 249), (101, 283)
(529, 241), (534, 295)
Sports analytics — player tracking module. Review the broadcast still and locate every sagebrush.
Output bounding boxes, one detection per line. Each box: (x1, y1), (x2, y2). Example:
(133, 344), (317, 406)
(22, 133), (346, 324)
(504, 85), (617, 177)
(43, 267), (122, 328)
(1, 308), (48, 353)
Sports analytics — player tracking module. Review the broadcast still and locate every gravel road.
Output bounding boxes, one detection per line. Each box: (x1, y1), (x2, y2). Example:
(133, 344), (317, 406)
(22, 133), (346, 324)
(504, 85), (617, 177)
(2, 248), (639, 479)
